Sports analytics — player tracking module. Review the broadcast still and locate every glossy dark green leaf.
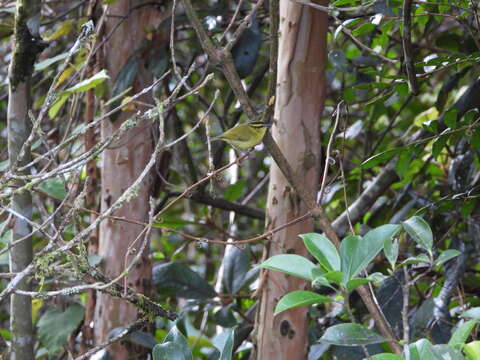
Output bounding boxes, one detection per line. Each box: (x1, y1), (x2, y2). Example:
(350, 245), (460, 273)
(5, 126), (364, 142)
(152, 262), (217, 299)
(259, 254), (316, 281)
(352, 23), (375, 37)
(274, 290), (332, 315)
(443, 108), (457, 129)
(331, 0), (357, 6)
(448, 319), (478, 350)
(384, 237), (399, 268)
(126, 331), (157, 349)
(232, 17), (261, 78)
(395, 149), (413, 179)
(164, 326), (192, 360)
(402, 216), (433, 254)
(435, 249), (461, 267)
(37, 304), (85, 355)
(223, 245), (250, 294)
(214, 327), (236, 360)
(340, 225), (400, 282)
(112, 55), (139, 97)
(37, 176), (67, 200)
(223, 181), (246, 202)
(367, 354), (404, 360)
(346, 278), (372, 292)
(406, 339), (439, 360)
(300, 233), (340, 272)
(431, 344), (464, 360)
(152, 342), (188, 360)
(320, 323), (386, 346)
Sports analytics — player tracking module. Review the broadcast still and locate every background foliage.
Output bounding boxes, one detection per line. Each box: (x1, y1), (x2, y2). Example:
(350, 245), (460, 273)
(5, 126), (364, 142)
(1, 0), (480, 359)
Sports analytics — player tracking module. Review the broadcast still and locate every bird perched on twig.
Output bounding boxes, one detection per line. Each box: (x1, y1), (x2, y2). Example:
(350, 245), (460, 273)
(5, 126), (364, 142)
(211, 121), (271, 151)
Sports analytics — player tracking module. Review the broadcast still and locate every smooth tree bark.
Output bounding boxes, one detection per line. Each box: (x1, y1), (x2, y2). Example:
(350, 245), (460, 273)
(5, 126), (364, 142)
(7, 1), (45, 359)
(255, 1), (328, 358)
(93, 2), (168, 358)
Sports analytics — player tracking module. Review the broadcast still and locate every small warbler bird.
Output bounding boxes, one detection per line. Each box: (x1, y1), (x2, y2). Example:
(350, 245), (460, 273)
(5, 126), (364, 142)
(211, 121), (271, 151)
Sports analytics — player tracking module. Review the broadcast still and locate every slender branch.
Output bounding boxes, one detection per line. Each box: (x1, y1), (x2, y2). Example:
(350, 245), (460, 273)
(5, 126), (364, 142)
(319, 102), (342, 204)
(75, 320), (147, 360)
(402, 0), (419, 95)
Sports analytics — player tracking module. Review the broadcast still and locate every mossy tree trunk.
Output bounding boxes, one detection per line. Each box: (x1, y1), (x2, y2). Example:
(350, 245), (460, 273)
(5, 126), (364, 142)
(7, 1), (46, 359)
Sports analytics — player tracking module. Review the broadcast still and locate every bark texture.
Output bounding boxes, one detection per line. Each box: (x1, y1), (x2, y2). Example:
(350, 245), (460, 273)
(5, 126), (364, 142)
(255, 1), (328, 358)
(7, 1), (44, 358)
(94, 2), (167, 358)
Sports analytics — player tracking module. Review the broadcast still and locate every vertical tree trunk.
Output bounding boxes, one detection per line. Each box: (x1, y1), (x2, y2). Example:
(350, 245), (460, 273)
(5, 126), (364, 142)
(255, 1), (328, 359)
(7, 1), (45, 359)
(94, 2), (167, 358)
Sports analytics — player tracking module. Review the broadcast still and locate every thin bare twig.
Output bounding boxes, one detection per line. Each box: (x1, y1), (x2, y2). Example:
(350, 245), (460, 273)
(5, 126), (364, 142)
(319, 102), (342, 204)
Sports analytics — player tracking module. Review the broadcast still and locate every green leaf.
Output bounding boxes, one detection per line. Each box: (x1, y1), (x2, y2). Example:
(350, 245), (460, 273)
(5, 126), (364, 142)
(406, 339), (439, 360)
(0, 328), (11, 341)
(361, 149), (401, 169)
(274, 290), (332, 315)
(223, 181), (246, 202)
(352, 23), (375, 37)
(384, 237), (399, 268)
(367, 354), (404, 360)
(340, 225), (400, 283)
(48, 93), (70, 119)
(395, 149), (413, 179)
(323, 271), (344, 284)
(223, 245), (250, 295)
(213, 327), (236, 360)
(164, 326), (192, 360)
(435, 249), (461, 267)
(127, 331), (157, 349)
(320, 323), (386, 346)
(402, 216), (433, 254)
(300, 233), (340, 272)
(37, 304), (85, 355)
(331, 0), (357, 6)
(448, 319), (478, 350)
(400, 254), (431, 266)
(443, 108), (458, 129)
(152, 342), (188, 360)
(432, 131), (450, 159)
(471, 128), (480, 150)
(48, 70), (109, 118)
(461, 307), (480, 320)
(464, 341), (480, 360)
(346, 278), (372, 292)
(65, 69), (109, 93)
(259, 255), (316, 281)
(431, 344), (464, 360)
(37, 176), (67, 200)
(152, 262), (217, 299)
(35, 52), (70, 71)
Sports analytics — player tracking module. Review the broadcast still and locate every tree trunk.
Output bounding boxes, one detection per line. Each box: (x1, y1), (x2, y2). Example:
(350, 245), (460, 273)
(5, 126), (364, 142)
(94, 2), (167, 358)
(7, 1), (45, 358)
(255, 1), (328, 359)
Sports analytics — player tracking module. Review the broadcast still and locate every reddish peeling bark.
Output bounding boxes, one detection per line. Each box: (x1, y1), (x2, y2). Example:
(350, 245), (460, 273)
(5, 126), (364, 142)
(255, 1), (328, 359)
(94, 2), (167, 358)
